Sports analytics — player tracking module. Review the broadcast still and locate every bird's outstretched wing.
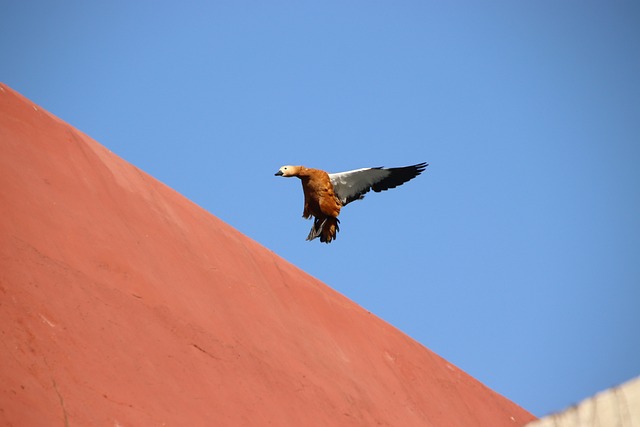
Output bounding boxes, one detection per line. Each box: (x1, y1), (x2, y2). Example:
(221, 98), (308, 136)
(329, 162), (428, 206)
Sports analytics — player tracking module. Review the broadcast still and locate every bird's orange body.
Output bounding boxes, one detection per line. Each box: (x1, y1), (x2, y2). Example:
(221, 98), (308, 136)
(283, 166), (341, 243)
(297, 167), (341, 219)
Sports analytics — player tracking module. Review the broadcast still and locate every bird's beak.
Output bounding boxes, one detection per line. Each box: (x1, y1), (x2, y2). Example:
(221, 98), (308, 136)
(274, 170), (283, 176)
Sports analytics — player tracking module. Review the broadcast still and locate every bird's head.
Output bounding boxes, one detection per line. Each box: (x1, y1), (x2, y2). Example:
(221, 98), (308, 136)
(274, 165), (300, 177)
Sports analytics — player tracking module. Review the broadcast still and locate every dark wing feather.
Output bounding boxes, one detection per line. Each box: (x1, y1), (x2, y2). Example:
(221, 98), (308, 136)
(372, 162), (428, 192)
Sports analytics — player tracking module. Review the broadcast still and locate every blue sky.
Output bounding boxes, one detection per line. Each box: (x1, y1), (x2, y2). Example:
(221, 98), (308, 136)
(3, 1), (639, 417)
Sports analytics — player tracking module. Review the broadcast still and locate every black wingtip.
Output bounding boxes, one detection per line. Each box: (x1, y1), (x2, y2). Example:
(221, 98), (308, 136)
(415, 162), (429, 172)
(371, 162), (429, 192)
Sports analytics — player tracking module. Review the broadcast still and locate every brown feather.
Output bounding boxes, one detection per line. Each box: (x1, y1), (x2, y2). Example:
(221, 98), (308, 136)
(287, 166), (342, 243)
(297, 167), (341, 219)
(320, 217), (340, 243)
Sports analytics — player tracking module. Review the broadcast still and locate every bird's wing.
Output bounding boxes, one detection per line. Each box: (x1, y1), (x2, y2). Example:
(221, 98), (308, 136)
(329, 162), (428, 206)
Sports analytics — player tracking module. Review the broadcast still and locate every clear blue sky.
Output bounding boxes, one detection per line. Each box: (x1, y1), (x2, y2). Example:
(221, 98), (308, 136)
(3, 1), (639, 417)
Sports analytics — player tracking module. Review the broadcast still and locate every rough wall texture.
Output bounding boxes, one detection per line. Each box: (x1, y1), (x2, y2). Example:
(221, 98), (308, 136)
(0, 83), (536, 426)
(525, 377), (639, 427)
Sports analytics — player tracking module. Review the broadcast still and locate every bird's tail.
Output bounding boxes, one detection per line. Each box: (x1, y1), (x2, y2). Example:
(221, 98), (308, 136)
(306, 217), (340, 243)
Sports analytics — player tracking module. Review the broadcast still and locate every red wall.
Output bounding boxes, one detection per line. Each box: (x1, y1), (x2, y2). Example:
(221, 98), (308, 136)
(0, 84), (535, 426)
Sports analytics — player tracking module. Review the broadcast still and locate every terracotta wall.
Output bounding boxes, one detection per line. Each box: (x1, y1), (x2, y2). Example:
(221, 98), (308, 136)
(0, 84), (535, 426)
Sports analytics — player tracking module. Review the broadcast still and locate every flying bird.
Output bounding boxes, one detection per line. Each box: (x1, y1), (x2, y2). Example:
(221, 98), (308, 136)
(275, 162), (428, 243)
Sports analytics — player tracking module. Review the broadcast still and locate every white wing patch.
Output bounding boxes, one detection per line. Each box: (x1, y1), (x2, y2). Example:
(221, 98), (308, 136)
(329, 168), (391, 205)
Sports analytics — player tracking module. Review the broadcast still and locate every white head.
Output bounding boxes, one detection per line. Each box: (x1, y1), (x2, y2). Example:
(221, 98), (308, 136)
(274, 165), (300, 177)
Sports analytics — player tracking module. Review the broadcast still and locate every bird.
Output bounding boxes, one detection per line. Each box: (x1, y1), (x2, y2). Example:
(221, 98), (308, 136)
(274, 162), (428, 243)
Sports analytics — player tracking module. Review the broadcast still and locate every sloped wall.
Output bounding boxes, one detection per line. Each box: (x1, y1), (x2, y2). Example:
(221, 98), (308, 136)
(0, 84), (535, 426)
